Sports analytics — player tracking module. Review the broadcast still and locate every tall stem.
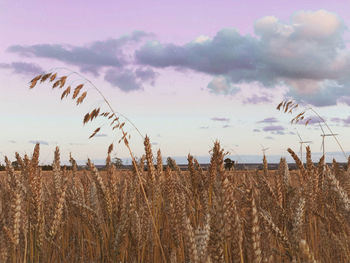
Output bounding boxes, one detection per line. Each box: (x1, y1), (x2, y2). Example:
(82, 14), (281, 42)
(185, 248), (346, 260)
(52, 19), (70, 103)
(43, 68), (166, 262)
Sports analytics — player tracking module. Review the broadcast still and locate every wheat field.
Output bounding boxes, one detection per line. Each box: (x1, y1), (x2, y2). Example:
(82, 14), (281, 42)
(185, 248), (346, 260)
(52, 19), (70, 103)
(1, 72), (350, 262)
(1, 138), (350, 262)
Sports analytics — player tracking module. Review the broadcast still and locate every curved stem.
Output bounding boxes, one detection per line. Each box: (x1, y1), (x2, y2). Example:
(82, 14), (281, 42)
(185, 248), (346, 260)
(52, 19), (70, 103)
(40, 68), (166, 261)
(307, 107), (347, 159)
(48, 67), (144, 139)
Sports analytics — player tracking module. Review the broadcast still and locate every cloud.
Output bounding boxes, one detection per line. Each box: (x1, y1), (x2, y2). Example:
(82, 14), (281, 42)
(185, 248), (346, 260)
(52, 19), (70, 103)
(265, 136), (274, 140)
(258, 117), (279, 124)
(243, 94), (273, 104)
(0, 62), (43, 75)
(207, 76), (239, 95)
(298, 116), (324, 125)
(29, 140), (49, 145)
(222, 124), (231, 128)
(272, 130), (285, 135)
(331, 116), (350, 126)
(211, 117), (230, 122)
(8, 30), (153, 76)
(104, 67), (157, 91)
(263, 125), (285, 132)
(135, 10), (350, 106)
(8, 140), (16, 144)
(253, 129), (260, 132)
(199, 126), (209, 129)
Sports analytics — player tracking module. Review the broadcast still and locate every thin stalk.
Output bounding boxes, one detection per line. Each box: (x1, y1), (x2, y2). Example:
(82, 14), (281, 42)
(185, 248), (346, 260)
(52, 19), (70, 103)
(307, 107), (346, 159)
(39, 68), (166, 262)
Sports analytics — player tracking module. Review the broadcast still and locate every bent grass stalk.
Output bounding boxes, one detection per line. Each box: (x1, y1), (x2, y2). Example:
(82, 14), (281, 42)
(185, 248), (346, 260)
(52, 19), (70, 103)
(277, 99), (346, 159)
(29, 69), (166, 262)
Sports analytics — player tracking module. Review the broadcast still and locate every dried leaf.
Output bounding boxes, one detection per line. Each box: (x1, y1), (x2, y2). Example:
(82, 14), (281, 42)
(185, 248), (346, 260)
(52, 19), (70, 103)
(83, 113), (91, 124)
(276, 102), (283, 111)
(53, 80), (60, 89)
(50, 73), (57, 82)
(108, 143), (113, 154)
(89, 127), (101, 139)
(284, 101), (293, 113)
(76, 91), (87, 105)
(73, 84), (84, 99)
(90, 108), (100, 121)
(30, 75), (42, 89)
(59, 76), (67, 88)
(41, 73), (52, 82)
(61, 86), (71, 100)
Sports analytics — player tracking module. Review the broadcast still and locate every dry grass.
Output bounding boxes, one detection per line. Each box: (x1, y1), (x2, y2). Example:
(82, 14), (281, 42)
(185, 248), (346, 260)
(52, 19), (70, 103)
(1, 71), (349, 262)
(1, 142), (350, 262)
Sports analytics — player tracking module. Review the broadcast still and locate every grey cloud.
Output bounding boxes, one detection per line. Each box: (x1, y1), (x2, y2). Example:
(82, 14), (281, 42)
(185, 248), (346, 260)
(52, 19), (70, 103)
(211, 117), (230, 122)
(265, 136), (274, 140)
(135, 67), (157, 84)
(258, 117), (278, 123)
(272, 130), (285, 135)
(331, 116), (350, 125)
(8, 140), (16, 144)
(253, 129), (260, 132)
(104, 67), (157, 91)
(8, 31), (153, 76)
(338, 96), (350, 106)
(207, 76), (239, 95)
(243, 94), (273, 104)
(298, 116), (323, 125)
(222, 124), (231, 128)
(331, 117), (342, 123)
(199, 126), (209, 129)
(29, 140), (49, 145)
(263, 125), (285, 132)
(0, 62), (43, 75)
(135, 10), (350, 106)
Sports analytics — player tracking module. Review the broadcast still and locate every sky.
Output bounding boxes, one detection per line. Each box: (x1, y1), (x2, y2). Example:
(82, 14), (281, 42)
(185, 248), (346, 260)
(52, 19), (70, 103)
(2, 0), (350, 164)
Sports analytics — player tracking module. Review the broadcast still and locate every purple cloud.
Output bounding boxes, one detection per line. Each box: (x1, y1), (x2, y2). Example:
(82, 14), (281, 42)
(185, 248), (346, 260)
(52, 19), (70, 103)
(135, 10), (350, 107)
(263, 125), (285, 132)
(257, 117), (278, 124)
(8, 31), (152, 76)
(0, 62), (43, 75)
(104, 68), (157, 92)
(298, 117), (323, 125)
(211, 117), (230, 122)
(243, 94), (273, 104)
(331, 116), (350, 126)
(272, 130), (285, 135)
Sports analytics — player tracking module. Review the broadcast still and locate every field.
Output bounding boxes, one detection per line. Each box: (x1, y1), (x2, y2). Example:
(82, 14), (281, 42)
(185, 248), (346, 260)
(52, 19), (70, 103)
(1, 140), (350, 263)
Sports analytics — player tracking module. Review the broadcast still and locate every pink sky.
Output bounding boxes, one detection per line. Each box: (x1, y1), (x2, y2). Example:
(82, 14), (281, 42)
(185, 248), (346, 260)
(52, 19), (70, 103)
(1, 0), (350, 164)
